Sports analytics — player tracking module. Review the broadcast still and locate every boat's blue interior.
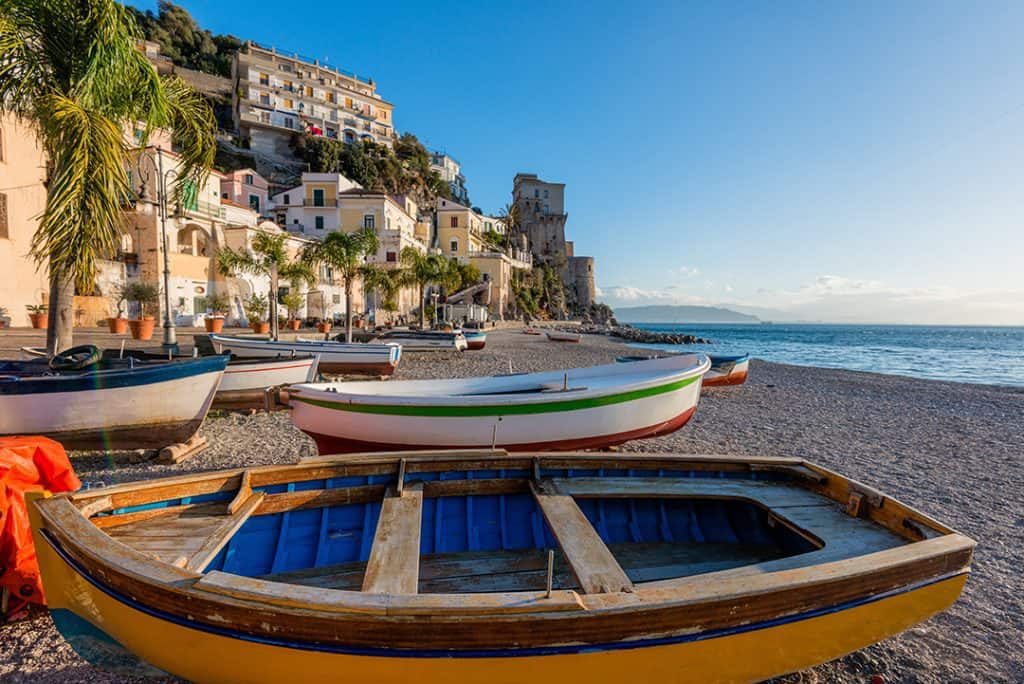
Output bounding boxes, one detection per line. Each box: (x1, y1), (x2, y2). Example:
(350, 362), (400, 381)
(140, 468), (814, 581)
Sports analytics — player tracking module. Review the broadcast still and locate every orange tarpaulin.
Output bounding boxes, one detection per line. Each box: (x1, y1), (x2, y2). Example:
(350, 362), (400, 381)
(0, 436), (80, 616)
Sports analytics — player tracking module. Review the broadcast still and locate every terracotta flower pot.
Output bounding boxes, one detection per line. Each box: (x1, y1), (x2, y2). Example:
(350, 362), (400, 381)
(353, 319), (364, 329)
(317, 322), (332, 333)
(107, 317), (128, 334)
(251, 321), (270, 334)
(128, 317), (155, 341)
(29, 313), (47, 329)
(287, 319), (301, 331)
(205, 317), (225, 333)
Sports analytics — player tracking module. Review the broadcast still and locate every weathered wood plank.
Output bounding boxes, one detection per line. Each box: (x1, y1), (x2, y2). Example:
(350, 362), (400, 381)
(228, 470), (253, 515)
(185, 492), (265, 571)
(361, 483), (423, 595)
(77, 496), (113, 519)
(549, 477), (831, 509)
(530, 480), (633, 594)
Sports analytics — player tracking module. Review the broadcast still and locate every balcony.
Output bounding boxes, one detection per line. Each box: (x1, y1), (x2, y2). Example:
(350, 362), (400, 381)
(182, 201), (226, 221)
(303, 198), (338, 207)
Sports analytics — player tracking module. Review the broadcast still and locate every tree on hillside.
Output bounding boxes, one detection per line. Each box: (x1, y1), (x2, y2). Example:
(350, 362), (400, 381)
(217, 231), (316, 341)
(0, 0), (215, 355)
(131, 1), (242, 78)
(301, 228), (379, 342)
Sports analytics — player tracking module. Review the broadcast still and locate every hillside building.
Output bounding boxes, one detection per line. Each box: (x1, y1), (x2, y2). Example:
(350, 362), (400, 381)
(232, 42), (396, 158)
(430, 151), (469, 205)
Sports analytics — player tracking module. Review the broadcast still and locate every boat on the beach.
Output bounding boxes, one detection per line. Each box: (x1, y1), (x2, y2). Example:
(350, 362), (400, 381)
(209, 334), (401, 376)
(0, 349), (226, 449)
(27, 450), (975, 684)
(523, 327), (541, 335)
(461, 330), (487, 350)
(618, 353), (751, 387)
(289, 354), (710, 453)
(546, 331), (581, 343)
(371, 329), (468, 352)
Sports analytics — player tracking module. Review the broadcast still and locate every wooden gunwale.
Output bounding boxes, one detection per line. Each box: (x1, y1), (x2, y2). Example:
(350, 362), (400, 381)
(36, 453), (976, 651)
(37, 505), (973, 650)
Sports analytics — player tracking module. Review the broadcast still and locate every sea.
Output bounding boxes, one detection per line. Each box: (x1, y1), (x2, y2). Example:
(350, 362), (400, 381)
(626, 323), (1024, 387)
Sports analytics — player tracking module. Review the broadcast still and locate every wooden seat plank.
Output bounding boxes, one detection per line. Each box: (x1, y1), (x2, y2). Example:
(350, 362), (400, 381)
(361, 483), (423, 595)
(184, 492), (265, 571)
(549, 477), (830, 509)
(530, 480), (633, 594)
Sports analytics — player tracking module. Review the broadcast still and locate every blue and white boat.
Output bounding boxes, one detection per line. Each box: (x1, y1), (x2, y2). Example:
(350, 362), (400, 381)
(210, 334), (401, 375)
(0, 350), (227, 450)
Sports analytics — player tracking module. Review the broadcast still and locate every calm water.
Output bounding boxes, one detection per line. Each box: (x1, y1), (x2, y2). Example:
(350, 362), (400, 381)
(628, 323), (1024, 387)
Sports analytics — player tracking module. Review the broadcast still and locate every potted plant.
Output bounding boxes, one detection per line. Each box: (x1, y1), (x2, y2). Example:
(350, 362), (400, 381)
(0, 306), (8, 329)
(205, 292), (230, 333)
(26, 303), (48, 329)
(317, 318), (332, 334)
(282, 291), (304, 331)
(124, 281), (159, 340)
(106, 284), (129, 334)
(244, 293), (270, 335)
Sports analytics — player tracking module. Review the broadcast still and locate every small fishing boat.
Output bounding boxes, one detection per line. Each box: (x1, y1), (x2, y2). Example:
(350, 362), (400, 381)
(372, 330), (468, 352)
(289, 355), (710, 453)
(91, 347), (321, 410)
(546, 331), (581, 343)
(0, 348), (226, 449)
(523, 327), (541, 335)
(618, 353), (750, 387)
(209, 334), (401, 376)
(461, 330), (487, 350)
(27, 451), (974, 684)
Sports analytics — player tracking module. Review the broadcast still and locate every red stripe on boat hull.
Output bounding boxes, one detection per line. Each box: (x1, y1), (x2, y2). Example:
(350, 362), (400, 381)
(466, 341), (486, 350)
(702, 370), (748, 387)
(303, 406), (697, 455)
(318, 361), (398, 376)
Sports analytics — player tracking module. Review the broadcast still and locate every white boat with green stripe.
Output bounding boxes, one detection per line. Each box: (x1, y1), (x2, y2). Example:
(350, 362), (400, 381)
(289, 354), (711, 454)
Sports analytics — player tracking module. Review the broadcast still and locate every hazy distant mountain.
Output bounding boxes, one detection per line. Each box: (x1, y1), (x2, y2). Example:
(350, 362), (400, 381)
(615, 306), (760, 324)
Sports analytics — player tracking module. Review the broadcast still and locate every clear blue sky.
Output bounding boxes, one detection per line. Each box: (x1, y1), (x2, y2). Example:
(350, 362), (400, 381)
(131, 1), (1024, 324)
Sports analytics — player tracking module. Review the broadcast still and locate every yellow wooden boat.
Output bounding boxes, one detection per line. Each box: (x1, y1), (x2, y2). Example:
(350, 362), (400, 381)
(28, 451), (974, 683)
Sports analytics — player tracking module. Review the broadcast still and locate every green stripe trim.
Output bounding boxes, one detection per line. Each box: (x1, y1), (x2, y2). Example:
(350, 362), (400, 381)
(292, 375), (700, 417)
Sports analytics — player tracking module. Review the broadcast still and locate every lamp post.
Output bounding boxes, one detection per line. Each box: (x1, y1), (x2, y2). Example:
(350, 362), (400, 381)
(155, 148), (180, 354)
(430, 291), (440, 327)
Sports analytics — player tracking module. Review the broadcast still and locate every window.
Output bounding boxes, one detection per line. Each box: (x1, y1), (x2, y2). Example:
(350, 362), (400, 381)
(544, 204), (549, 214)
(249, 194), (260, 212)
(312, 188), (325, 207)
(543, 189), (549, 199)
(363, 214), (375, 229)
(181, 180), (199, 211)
(315, 216), (324, 230)
(450, 239), (458, 253)
(0, 193), (7, 238)
(259, 73), (269, 86)
(259, 93), (270, 105)
(284, 117), (295, 129)
(283, 194), (290, 205)
(283, 98), (294, 109)
(386, 251), (396, 262)
(305, 86), (313, 97)
(450, 216), (458, 228)
(534, 189), (539, 198)
(332, 294), (341, 304)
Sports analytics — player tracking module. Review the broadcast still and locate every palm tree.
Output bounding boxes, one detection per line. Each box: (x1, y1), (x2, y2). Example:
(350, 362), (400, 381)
(0, 0), (215, 354)
(217, 231), (316, 340)
(301, 228), (379, 342)
(361, 264), (404, 326)
(400, 247), (447, 328)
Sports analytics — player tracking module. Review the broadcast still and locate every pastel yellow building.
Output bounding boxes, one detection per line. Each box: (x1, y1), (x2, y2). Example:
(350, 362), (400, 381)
(0, 114), (49, 327)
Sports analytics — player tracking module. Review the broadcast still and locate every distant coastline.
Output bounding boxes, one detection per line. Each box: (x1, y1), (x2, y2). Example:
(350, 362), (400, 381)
(614, 305), (759, 324)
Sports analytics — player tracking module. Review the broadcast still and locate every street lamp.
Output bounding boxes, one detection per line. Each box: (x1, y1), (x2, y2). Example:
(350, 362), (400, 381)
(136, 146), (181, 354)
(430, 291), (440, 327)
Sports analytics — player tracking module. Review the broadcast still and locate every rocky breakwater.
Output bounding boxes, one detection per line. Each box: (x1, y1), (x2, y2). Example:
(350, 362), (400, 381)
(609, 325), (710, 345)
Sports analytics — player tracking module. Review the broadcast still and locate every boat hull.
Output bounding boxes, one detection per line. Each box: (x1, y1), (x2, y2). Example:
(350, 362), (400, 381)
(0, 358), (225, 450)
(210, 335), (400, 376)
(703, 355), (751, 387)
(31, 529), (968, 684)
(213, 357), (320, 410)
(291, 371), (704, 454)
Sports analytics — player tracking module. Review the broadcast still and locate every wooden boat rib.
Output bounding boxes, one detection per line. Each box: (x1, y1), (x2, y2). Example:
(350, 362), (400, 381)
(289, 355), (711, 453)
(210, 334), (400, 376)
(29, 451), (974, 683)
(0, 355), (227, 450)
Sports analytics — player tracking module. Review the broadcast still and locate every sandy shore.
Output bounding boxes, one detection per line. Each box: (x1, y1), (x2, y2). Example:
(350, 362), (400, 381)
(2, 328), (1021, 682)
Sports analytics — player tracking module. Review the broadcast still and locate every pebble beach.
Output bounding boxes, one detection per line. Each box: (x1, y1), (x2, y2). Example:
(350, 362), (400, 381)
(2, 328), (1022, 683)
